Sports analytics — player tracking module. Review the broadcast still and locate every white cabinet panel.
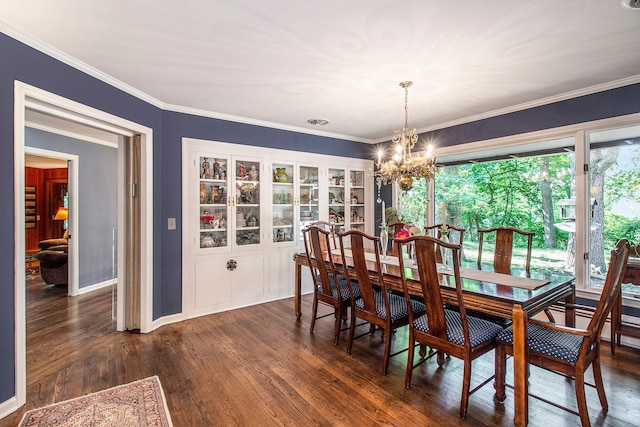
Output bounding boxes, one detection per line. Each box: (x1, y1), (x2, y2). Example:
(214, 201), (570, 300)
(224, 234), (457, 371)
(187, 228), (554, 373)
(194, 256), (232, 308)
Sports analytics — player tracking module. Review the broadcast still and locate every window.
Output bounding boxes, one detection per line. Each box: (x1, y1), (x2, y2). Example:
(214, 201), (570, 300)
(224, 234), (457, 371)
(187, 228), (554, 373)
(394, 115), (640, 296)
(433, 141), (574, 276)
(588, 124), (640, 295)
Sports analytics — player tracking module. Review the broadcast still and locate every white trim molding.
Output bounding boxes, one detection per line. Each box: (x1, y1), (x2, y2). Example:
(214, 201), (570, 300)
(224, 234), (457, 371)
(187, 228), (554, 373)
(12, 81), (155, 418)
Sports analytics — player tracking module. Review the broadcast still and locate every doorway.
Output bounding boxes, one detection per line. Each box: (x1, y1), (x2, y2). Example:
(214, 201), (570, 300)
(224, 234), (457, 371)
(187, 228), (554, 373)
(24, 148), (78, 295)
(13, 81), (154, 411)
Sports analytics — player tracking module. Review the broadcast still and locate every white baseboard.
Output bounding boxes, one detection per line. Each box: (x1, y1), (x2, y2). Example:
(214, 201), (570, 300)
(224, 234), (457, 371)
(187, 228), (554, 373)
(150, 312), (185, 331)
(76, 279), (116, 295)
(0, 396), (19, 421)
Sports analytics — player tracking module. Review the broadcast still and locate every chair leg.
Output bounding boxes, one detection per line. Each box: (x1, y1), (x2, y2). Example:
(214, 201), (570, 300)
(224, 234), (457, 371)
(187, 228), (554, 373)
(592, 354), (609, 411)
(333, 309), (341, 346)
(347, 310), (356, 355)
(574, 371), (591, 427)
(436, 351), (445, 367)
(459, 359), (472, 419)
(543, 308), (556, 323)
(381, 326), (392, 375)
(310, 294), (318, 333)
(405, 332), (415, 389)
(494, 344), (506, 402)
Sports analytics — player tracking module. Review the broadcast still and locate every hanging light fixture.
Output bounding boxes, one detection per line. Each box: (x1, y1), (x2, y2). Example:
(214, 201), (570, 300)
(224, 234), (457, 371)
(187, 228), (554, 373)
(375, 81), (437, 192)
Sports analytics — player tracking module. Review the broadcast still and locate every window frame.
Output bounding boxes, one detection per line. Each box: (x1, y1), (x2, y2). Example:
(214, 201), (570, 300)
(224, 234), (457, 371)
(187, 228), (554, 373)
(427, 112), (640, 305)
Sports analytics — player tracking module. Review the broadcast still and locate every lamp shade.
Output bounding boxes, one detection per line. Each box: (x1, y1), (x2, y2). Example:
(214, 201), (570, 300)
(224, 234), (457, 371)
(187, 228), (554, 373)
(53, 207), (68, 221)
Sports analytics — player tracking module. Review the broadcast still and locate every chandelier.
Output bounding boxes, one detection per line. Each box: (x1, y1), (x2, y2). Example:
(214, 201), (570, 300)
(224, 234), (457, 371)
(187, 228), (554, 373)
(375, 81), (437, 192)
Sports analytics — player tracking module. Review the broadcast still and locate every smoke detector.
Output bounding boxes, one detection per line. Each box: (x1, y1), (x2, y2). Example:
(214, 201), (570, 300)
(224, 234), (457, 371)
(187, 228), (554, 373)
(622, 0), (640, 9)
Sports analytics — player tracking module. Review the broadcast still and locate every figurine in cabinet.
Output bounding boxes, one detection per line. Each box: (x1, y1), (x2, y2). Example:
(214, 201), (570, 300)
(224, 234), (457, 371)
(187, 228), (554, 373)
(248, 164), (259, 181)
(210, 185), (221, 204)
(202, 158), (211, 179)
(200, 183), (207, 204)
(213, 158), (220, 179)
(237, 162), (247, 179)
(276, 228), (285, 242)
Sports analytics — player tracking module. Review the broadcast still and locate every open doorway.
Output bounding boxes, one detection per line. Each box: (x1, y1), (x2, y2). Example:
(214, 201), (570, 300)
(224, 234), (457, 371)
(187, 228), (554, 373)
(24, 151), (75, 294)
(12, 81), (154, 412)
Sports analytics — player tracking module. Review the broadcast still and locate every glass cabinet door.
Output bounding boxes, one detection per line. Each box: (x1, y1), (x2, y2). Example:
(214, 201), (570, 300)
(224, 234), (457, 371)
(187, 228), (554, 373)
(234, 159), (261, 246)
(272, 162), (294, 242)
(298, 165), (319, 232)
(348, 169), (366, 231)
(328, 167), (345, 231)
(199, 156), (229, 249)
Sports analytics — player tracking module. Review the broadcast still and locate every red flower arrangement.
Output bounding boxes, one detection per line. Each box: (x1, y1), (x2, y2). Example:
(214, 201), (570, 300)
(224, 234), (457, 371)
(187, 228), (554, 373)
(395, 229), (410, 240)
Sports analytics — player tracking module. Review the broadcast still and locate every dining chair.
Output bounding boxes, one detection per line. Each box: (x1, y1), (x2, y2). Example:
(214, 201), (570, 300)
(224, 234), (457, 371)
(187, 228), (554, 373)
(494, 238), (630, 427)
(477, 226), (534, 274)
(396, 235), (503, 419)
(424, 223), (466, 264)
(477, 226), (552, 324)
(337, 229), (426, 375)
(302, 225), (360, 345)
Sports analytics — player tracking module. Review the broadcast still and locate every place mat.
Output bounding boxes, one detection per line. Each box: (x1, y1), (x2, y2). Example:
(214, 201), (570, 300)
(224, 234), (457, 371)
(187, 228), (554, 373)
(456, 268), (549, 290)
(330, 249), (415, 267)
(331, 249), (549, 290)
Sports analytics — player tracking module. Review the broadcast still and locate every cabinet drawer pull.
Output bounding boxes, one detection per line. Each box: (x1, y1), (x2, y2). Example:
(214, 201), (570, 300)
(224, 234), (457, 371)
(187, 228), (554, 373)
(226, 259), (238, 271)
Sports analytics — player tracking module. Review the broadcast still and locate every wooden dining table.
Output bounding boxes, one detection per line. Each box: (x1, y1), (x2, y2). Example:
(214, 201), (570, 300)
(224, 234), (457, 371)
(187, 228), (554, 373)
(292, 251), (576, 427)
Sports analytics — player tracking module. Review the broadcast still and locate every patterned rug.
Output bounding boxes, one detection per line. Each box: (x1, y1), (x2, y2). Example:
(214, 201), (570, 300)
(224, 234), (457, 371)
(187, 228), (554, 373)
(19, 376), (173, 427)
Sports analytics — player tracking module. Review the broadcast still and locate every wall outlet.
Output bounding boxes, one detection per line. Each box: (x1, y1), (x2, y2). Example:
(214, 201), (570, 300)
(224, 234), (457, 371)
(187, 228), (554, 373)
(168, 217), (176, 230)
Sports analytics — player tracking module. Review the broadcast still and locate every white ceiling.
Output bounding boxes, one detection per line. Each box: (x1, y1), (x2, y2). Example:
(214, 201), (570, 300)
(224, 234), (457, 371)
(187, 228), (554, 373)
(1, 1), (639, 143)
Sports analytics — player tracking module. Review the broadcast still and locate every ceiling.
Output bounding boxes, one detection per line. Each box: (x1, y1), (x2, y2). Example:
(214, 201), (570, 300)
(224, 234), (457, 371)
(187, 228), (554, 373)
(1, 1), (639, 143)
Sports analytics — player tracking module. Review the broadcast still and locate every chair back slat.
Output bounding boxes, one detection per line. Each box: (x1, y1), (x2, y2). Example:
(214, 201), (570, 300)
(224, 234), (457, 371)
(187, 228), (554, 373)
(477, 226), (534, 274)
(397, 236), (466, 344)
(309, 221), (337, 252)
(338, 230), (382, 314)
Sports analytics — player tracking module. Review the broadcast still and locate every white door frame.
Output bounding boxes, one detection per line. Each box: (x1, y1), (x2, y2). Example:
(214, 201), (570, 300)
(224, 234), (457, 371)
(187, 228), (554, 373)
(13, 81), (154, 410)
(23, 147), (79, 296)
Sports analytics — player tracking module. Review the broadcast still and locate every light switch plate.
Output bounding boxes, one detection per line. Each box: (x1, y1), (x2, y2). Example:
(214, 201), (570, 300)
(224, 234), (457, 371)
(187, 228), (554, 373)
(168, 217), (176, 230)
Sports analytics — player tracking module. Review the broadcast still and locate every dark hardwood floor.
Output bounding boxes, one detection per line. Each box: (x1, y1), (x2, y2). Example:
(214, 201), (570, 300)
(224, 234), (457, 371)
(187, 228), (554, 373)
(2, 272), (640, 426)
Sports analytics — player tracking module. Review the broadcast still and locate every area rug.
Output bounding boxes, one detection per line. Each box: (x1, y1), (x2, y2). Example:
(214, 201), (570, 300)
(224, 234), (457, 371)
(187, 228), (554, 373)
(19, 376), (173, 427)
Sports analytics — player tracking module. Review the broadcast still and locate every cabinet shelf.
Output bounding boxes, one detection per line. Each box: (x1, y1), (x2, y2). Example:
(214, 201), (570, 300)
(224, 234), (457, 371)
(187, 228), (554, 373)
(200, 228), (227, 232)
(273, 224), (293, 228)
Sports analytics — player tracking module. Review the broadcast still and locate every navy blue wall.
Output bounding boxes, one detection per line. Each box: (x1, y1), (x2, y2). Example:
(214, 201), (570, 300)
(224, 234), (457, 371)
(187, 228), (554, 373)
(421, 85), (640, 148)
(1, 27), (639, 409)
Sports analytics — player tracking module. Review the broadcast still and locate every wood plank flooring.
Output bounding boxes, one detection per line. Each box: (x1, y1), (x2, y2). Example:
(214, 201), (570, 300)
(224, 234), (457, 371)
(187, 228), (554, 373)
(2, 273), (640, 426)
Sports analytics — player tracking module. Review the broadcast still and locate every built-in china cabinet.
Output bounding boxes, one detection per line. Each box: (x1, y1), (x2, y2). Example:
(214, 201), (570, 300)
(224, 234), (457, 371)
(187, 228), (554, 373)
(183, 138), (373, 318)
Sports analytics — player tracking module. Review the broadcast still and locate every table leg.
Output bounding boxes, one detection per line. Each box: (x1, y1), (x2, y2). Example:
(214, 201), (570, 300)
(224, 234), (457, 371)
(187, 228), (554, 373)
(295, 257), (302, 320)
(565, 284), (576, 328)
(513, 304), (529, 427)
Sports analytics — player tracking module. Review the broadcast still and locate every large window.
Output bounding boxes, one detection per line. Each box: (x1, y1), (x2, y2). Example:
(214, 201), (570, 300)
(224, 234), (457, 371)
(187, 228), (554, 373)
(588, 124), (640, 294)
(397, 118), (640, 297)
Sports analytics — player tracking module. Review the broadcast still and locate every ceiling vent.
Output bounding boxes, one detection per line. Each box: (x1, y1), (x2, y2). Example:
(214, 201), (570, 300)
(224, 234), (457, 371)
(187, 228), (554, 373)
(307, 119), (329, 126)
(622, 0), (640, 9)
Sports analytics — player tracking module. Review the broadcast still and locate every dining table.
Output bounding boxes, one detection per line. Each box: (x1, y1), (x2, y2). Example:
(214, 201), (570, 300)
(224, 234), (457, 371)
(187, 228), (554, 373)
(292, 250), (576, 427)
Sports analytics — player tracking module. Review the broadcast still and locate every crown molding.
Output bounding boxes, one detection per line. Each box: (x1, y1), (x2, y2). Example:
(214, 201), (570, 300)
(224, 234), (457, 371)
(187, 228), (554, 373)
(373, 74), (640, 144)
(163, 103), (373, 144)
